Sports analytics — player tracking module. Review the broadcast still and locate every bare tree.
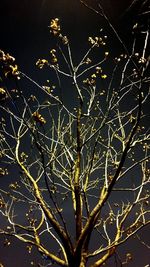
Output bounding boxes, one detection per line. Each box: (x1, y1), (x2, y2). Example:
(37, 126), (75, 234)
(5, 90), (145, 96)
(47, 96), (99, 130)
(0, 11), (150, 267)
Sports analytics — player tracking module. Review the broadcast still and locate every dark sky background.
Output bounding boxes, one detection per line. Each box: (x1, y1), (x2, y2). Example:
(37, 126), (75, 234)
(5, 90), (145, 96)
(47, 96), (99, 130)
(0, 0), (134, 65)
(0, 0), (149, 267)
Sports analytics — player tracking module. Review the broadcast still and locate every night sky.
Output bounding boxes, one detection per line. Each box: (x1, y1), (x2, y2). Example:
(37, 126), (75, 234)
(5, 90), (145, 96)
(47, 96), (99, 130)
(0, 0), (149, 266)
(0, 0), (133, 61)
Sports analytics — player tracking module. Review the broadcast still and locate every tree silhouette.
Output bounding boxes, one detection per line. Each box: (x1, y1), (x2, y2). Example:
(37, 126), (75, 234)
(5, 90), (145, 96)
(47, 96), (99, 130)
(0, 7), (150, 267)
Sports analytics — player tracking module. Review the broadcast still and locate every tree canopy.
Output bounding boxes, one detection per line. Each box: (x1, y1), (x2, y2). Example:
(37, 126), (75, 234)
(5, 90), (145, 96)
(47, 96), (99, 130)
(0, 1), (150, 267)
